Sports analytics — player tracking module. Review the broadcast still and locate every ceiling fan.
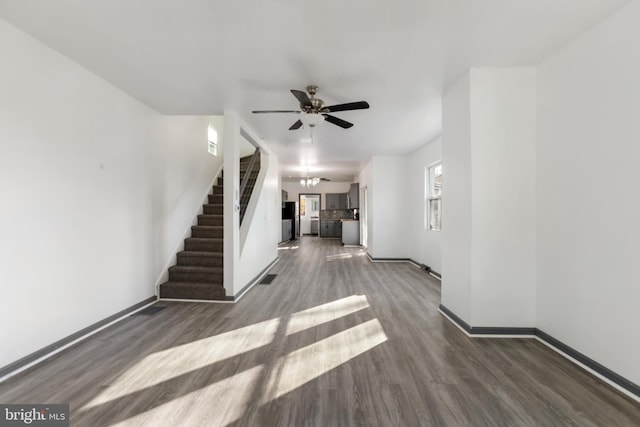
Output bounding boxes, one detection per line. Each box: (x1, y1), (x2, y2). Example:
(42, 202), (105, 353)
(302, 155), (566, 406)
(252, 85), (369, 130)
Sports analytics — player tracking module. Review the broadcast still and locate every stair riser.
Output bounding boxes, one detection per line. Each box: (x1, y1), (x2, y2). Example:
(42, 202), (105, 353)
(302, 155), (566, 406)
(203, 205), (223, 215)
(160, 283), (225, 300)
(212, 185), (223, 195)
(169, 271), (223, 283)
(208, 194), (223, 204)
(197, 216), (223, 226)
(177, 255), (223, 267)
(185, 240), (223, 252)
(217, 177), (224, 185)
(191, 227), (223, 238)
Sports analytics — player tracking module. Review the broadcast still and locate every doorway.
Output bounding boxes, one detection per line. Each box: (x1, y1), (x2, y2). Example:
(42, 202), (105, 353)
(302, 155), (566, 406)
(299, 193), (321, 236)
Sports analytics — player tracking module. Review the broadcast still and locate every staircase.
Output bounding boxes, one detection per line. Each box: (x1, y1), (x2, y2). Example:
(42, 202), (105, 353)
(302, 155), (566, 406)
(158, 151), (261, 300)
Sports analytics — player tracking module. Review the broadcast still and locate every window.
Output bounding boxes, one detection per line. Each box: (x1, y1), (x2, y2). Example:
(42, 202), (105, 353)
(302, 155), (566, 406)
(427, 162), (442, 231)
(207, 126), (218, 156)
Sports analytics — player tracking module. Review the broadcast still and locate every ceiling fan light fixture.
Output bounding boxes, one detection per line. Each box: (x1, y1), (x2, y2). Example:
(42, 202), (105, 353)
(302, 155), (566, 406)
(299, 112), (325, 127)
(299, 175), (321, 188)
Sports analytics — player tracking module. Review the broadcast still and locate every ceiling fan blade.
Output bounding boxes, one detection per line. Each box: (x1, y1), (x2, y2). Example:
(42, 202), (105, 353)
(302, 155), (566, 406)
(289, 120), (303, 130)
(291, 89), (312, 107)
(323, 114), (353, 129)
(252, 110), (301, 114)
(320, 177), (331, 181)
(324, 101), (370, 113)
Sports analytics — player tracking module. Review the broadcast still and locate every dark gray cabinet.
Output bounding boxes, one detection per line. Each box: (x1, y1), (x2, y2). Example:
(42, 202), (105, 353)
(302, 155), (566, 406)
(326, 193), (348, 209)
(326, 193), (338, 209)
(339, 193), (347, 209)
(320, 220), (342, 238)
(348, 183), (359, 208)
(281, 220), (292, 242)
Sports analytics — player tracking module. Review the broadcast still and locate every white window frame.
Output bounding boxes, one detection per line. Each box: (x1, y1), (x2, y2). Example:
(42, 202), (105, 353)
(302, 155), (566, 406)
(207, 126), (218, 156)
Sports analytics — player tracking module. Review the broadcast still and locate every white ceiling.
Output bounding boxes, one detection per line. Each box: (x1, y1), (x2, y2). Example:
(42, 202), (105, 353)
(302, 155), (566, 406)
(0, 0), (628, 181)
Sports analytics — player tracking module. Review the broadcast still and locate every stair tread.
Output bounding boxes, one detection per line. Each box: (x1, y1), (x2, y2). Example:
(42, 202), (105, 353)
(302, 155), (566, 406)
(192, 225), (223, 229)
(160, 281), (224, 287)
(178, 251), (223, 257)
(186, 237), (223, 241)
(169, 265), (223, 273)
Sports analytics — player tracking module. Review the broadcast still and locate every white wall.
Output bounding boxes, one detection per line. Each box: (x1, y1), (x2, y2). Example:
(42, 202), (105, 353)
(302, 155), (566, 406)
(537, 1), (640, 385)
(406, 136), (442, 273)
(441, 72), (473, 323)
(469, 68), (537, 327)
(441, 68), (537, 327)
(368, 157), (409, 259)
(358, 153), (435, 261)
(0, 18), (222, 368)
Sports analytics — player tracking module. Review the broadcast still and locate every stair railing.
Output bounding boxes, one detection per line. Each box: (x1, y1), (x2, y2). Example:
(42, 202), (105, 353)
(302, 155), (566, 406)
(239, 148), (261, 224)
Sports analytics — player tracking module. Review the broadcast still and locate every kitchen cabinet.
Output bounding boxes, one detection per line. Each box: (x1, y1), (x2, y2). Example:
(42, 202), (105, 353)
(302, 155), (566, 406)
(326, 193), (338, 209)
(310, 219), (319, 235)
(281, 219), (292, 242)
(348, 183), (359, 208)
(326, 193), (336, 209)
(320, 220), (342, 238)
(326, 193), (348, 209)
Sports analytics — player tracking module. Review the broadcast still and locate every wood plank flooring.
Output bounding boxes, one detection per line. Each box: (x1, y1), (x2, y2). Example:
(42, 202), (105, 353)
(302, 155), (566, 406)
(1, 237), (638, 426)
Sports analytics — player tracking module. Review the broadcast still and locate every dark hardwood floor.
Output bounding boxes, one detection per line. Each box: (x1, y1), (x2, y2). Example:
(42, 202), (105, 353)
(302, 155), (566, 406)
(1, 237), (638, 426)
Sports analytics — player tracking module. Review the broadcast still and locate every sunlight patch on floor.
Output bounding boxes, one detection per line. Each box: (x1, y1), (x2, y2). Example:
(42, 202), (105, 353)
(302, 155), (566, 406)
(108, 365), (264, 427)
(325, 253), (353, 261)
(277, 246), (299, 250)
(81, 318), (280, 410)
(264, 318), (388, 401)
(286, 295), (370, 336)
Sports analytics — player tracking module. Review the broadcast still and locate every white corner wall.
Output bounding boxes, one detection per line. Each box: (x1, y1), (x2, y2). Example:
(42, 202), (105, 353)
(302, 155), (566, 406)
(406, 136), (442, 273)
(0, 18), (222, 368)
(222, 112), (279, 297)
(441, 72), (473, 323)
(537, 1), (640, 385)
(441, 68), (537, 327)
(469, 68), (537, 327)
(357, 159), (374, 251)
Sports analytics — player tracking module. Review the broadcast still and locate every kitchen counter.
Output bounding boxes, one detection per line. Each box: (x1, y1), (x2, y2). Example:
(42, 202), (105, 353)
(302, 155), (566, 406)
(341, 220), (359, 246)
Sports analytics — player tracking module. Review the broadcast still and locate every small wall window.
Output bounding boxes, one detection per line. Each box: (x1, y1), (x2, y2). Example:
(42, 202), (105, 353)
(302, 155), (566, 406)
(208, 126), (218, 156)
(427, 162), (442, 231)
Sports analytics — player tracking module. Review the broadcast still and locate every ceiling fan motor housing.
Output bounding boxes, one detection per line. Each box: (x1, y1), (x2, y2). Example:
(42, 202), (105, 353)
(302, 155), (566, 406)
(309, 98), (324, 112)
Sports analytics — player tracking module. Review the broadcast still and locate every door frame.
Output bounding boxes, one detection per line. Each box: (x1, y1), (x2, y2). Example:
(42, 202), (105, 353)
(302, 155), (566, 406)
(299, 193), (322, 236)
